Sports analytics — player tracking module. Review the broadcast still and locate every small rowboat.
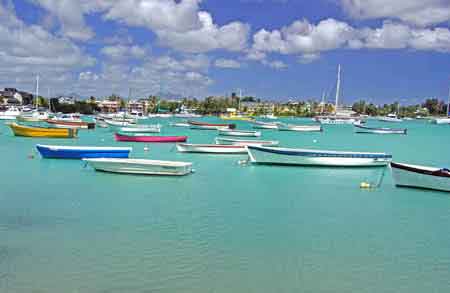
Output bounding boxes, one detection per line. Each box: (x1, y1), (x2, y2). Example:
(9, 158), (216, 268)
(218, 129), (261, 137)
(188, 120), (236, 130)
(278, 123), (322, 132)
(247, 145), (392, 167)
(252, 121), (279, 129)
(96, 121), (109, 128)
(220, 115), (254, 122)
(119, 125), (161, 133)
(46, 120), (95, 129)
(378, 114), (403, 123)
(354, 124), (407, 134)
(391, 162), (450, 192)
(176, 143), (247, 154)
(104, 119), (135, 127)
(214, 137), (279, 146)
(83, 158), (193, 176)
(170, 122), (191, 127)
(8, 123), (77, 138)
(36, 145), (131, 159)
(115, 133), (187, 143)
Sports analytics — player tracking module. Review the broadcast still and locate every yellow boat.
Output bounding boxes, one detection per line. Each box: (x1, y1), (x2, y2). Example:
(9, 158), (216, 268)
(8, 123), (77, 138)
(220, 115), (255, 122)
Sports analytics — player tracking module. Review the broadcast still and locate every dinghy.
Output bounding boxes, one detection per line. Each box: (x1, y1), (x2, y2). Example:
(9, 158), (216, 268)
(83, 158), (193, 176)
(391, 162), (450, 192)
(8, 123), (77, 138)
(354, 124), (407, 135)
(378, 113), (403, 122)
(0, 107), (21, 120)
(252, 121), (279, 129)
(119, 124), (161, 133)
(104, 119), (135, 127)
(246, 145), (392, 167)
(188, 120), (235, 130)
(36, 145), (131, 159)
(214, 137), (279, 147)
(176, 143), (247, 154)
(46, 120), (95, 129)
(170, 122), (191, 127)
(278, 123), (322, 132)
(115, 133), (187, 143)
(218, 129), (261, 137)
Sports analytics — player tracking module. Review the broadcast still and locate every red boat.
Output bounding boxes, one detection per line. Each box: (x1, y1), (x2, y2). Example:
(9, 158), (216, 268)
(115, 133), (187, 143)
(188, 120), (236, 129)
(46, 120), (95, 129)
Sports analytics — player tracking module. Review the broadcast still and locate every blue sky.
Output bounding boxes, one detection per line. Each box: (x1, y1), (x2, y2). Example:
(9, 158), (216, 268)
(0, 0), (449, 104)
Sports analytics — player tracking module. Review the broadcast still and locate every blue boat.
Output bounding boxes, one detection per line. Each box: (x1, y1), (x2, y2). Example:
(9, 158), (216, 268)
(36, 144), (132, 159)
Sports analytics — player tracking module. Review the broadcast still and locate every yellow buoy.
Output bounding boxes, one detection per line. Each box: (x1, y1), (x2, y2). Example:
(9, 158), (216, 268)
(360, 182), (371, 189)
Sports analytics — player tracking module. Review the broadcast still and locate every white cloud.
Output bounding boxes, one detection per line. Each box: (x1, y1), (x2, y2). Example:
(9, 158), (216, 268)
(262, 59), (287, 69)
(100, 45), (148, 62)
(298, 53), (320, 64)
(214, 58), (241, 68)
(32, 0), (94, 40)
(340, 0), (450, 27)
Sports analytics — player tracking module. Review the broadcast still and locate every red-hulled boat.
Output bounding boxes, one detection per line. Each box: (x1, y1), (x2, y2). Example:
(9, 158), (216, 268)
(46, 120), (95, 129)
(188, 120), (235, 130)
(115, 133), (187, 143)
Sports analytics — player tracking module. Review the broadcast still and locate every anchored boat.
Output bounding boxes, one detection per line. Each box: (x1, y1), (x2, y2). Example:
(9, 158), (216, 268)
(115, 133), (187, 143)
(188, 120), (236, 130)
(391, 162), (450, 192)
(83, 158), (193, 176)
(246, 145), (392, 167)
(215, 137), (279, 146)
(218, 129), (261, 137)
(46, 120), (95, 129)
(176, 143), (247, 154)
(354, 124), (407, 134)
(278, 123), (322, 132)
(8, 123), (77, 138)
(36, 145), (131, 159)
(119, 124), (161, 133)
(252, 121), (279, 129)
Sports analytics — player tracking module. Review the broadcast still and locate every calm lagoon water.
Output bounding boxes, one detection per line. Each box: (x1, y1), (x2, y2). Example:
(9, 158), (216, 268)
(1, 118), (450, 292)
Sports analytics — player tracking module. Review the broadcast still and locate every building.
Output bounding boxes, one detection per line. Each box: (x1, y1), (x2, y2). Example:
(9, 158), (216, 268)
(97, 100), (120, 113)
(57, 96), (75, 105)
(0, 88), (33, 105)
(240, 101), (275, 114)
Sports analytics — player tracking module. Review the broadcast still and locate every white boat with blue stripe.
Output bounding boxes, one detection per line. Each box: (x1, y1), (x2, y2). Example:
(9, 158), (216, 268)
(246, 145), (392, 167)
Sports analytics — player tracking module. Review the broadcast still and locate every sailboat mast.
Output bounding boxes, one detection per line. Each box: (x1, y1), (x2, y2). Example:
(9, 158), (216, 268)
(334, 64), (341, 114)
(321, 91), (325, 114)
(447, 86), (450, 117)
(35, 75), (39, 109)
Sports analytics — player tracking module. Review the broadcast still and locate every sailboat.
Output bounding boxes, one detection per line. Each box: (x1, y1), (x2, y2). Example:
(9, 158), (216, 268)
(17, 75), (50, 122)
(379, 102), (403, 122)
(433, 87), (450, 124)
(315, 65), (361, 125)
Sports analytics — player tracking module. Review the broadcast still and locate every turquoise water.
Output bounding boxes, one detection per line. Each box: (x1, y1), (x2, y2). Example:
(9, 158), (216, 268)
(1, 118), (450, 292)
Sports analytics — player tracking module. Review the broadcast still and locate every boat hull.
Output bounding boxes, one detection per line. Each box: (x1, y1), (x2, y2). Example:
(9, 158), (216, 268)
(354, 125), (407, 134)
(188, 120), (235, 129)
(214, 137), (279, 147)
(176, 143), (247, 154)
(391, 162), (450, 192)
(46, 120), (95, 129)
(84, 158), (193, 176)
(8, 123), (77, 138)
(36, 145), (131, 159)
(119, 126), (160, 133)
(115, 133), (187, 143)
(247, 146), (392, 167)
(218, 129), (261, 137)
(278, 124), (322, 132)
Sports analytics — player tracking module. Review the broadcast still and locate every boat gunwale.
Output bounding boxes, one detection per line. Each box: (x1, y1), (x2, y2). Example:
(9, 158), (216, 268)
(391, 162), (450, 178)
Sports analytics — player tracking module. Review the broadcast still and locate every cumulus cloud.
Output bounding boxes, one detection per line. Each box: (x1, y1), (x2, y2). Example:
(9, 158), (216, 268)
(249, 18), (450, 64)
(100, 45), (148, 62)
(340, 0), (450, 27)
(262, 59), (288, 69)
(214, 58), (241, 68)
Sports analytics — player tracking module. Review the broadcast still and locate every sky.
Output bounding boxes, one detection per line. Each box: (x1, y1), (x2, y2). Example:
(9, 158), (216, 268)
(0, 0), (449, 104)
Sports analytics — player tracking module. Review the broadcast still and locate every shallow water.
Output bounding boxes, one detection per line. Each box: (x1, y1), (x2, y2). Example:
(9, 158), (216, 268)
(1, 118), (450, 292)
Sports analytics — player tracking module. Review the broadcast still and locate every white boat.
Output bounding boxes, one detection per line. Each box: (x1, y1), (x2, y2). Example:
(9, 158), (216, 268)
(119, 124), (161, 133)
(218, 129), (261, 137)
(214, 137), (279, 147)
(432, 88), (450, 124)
(148, 113), (173, 118)
(246, 145), (392, 167)
(315, 65), (361, 125)
(252, 121), (279, 129)
(104, 119), (135, 127)
(174, 113), (202, 118)
(0, 107), (21, 120)
(170, 122), (191, 127)
(176, 143), (247, 154)
(83, 158), (193, 176)
(391, 162), (450, 192)
(354, 124), (407, 135)
(50, 113), (82, 122)
(259, 114), (277, 119)
(96, 120), (109, 128)
(378, 113), (403, 123)
(278, 123), (322, 132)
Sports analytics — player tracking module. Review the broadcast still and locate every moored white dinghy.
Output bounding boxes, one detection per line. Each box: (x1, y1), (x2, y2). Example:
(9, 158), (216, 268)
(218, 129), (261, 137)
(354, 124), (407, 134)
(104, 119), (134, 127)
(176, 143), (247, 154)
(214, 137), (279, 147)
(246, 145), (392, 167)
(391, 162), (450, 192)
(278, 123), (322, 132)
(170, 122), (191, 127)
(252, 121), (279, 129)
(83, 158), (193, 176)
(119, 124), (161, 133)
